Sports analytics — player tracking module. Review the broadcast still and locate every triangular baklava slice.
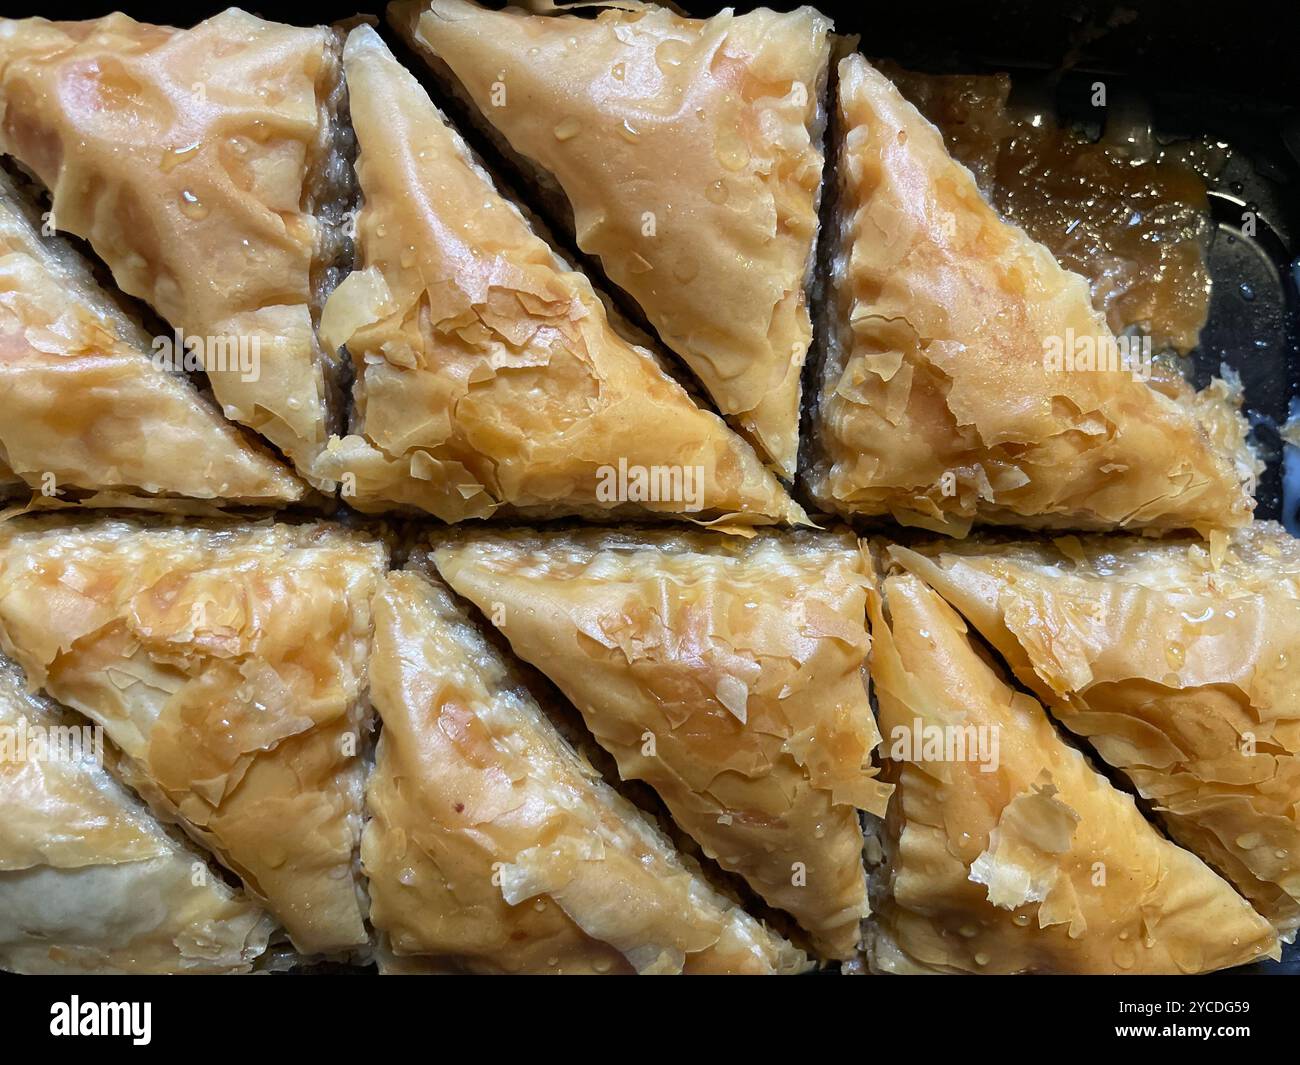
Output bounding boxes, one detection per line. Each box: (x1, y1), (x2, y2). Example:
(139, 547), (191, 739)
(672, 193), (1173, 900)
(318, 27), (801, 526)
(0, 10), (353, 487)
(888, 523), (1300, 937)
(0, 168), (303, 508)
(0, 656), (273, 973)
(390, 0), (832, 477)
(809, 55), (1256, 536)
(364, 563), (808, 974)
(0, 517), (387, 956)
(866, 561), (1278, 973)
(433, 527), (890, 960)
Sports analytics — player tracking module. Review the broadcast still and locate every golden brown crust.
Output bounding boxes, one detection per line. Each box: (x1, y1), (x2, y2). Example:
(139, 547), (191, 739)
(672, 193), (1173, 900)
(0, 657), (274, 973)
(319, 26), (804, 526)
(0, 517), (387, 955)
(364, 565), (808, 974)
(808, 56), (1256, 536)
(0, 169), (303, 506)
(887, 523), (1300, 937)
(432, 525), (889, 960)
(0, 11), (347, 486)
(394, 0), (831, 477)
(866, 565), (1279, 973)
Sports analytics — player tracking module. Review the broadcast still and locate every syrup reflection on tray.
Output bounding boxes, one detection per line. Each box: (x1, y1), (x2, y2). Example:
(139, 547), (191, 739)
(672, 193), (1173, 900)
(881, 65), (1224, 356)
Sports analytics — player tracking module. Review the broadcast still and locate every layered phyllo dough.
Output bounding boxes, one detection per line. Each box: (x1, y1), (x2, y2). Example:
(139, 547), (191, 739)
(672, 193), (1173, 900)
(0, 9), (353, 486)
(319, 27), (801, 526)
(865, 560), (1279, 973)
(808, 54), (1257, 535)
(363, 562), (809, 973)
(0, 656), (274, 973)
(0, 168), (303, 508)
(392, 0), (832, 478)
(0, 4), (1290, 980)
(887, 524), (1300, 938)
(433, 527), (891, 959)
(0, 518), (387, 955)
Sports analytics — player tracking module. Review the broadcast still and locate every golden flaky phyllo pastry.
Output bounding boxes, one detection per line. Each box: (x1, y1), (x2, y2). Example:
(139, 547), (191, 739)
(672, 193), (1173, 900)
(0, 657), (274, 973)
(0, 169), (303, 508)
(392, 0), (831, 478)
(433, 528), (891, 960)
(364, 564), (808, 974)
(0, 518), (387, 956)
(888, 524), (1300, 938)
(808, 55), (1257, 536)
(865, 564), (1279, 974)
(0, 9), (352, 485)
(319, 28), (800, 526)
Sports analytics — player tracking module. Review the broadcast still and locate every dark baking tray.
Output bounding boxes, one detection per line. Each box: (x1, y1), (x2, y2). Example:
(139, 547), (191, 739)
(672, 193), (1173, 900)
(4, 0), (1297, 973)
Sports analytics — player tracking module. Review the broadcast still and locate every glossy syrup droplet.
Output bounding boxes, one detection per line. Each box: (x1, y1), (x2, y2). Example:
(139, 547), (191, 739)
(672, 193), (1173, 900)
(655, 38), (690, 74)
(714, 128), (750, 172)
(553, 116), (582, 142)
(179, 189), (208, 220)
(161, 141), (200, 172)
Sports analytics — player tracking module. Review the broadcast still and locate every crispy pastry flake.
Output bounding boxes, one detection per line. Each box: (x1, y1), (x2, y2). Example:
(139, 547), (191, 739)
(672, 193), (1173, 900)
(0, 10), (350, 485)
(364, 565), (808, 974)
(809, 56), (1256, 535)
(392, 0), (831, 477)
(889, 523), (1300, 937)
(321, 27), (802, 526)
(0, 657), (273, 973)
(866, 566), (1279, 974)
(433, 527), (890, 960)
(0, 517), (387, 955)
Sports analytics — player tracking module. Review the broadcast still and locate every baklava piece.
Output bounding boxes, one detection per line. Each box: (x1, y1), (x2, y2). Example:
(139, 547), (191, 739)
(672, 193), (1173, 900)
(363, 563), (808, 974)
(0, 168), (303, 508)
(0, 10), (354, 487)
(808, 55), (1256, 536)
(319, 27), (802, 526)
(865, 563), (1278, 973)
(392, 0), (833, 478)
(0, 517), (387, 956)
(433, 527), (890, 960)
(0, 656), (273, 973)
(889, 524), (1300, 938)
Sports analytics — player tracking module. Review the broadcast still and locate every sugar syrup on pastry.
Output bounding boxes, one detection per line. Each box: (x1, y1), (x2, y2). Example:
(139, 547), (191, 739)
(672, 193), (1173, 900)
(884, 66), (1222, 354)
